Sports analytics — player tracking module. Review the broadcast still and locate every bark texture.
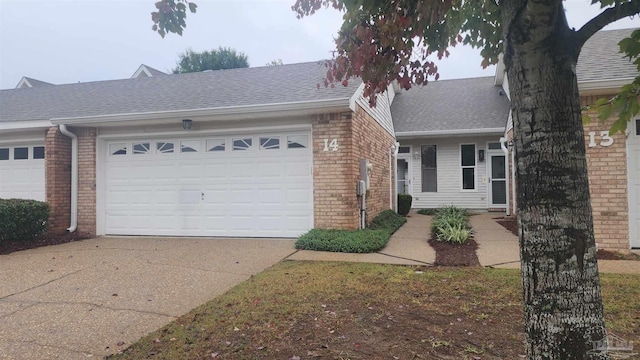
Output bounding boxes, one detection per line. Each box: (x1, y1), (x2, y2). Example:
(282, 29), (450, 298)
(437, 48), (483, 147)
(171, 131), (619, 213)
(502, 0), (608, 358)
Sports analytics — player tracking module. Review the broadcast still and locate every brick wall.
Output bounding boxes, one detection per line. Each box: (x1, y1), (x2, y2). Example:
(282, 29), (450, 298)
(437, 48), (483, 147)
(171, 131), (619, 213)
(74, 127), (97, 236)
(311, 106), (395, 230)
(581, 95), (629, 250)
(45, 127), (71, 234)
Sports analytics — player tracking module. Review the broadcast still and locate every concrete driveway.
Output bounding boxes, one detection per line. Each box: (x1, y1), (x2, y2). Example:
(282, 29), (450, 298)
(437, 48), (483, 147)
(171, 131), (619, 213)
(0, 237), (296, 359)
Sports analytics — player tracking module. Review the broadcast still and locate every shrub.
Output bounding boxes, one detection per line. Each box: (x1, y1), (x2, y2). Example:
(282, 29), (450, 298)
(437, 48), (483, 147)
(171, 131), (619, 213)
(430, 206), (472, 244)
(397, 194), (412, 216)
(369, 209), (407, 233)
(0, 199), (50, 243)
(417, 208), (437, 215)
(295, 210), (407, 253)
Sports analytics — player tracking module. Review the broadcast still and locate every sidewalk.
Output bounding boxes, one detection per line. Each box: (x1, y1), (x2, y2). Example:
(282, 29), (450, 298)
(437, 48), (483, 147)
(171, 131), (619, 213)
(287, 211), (640, 274)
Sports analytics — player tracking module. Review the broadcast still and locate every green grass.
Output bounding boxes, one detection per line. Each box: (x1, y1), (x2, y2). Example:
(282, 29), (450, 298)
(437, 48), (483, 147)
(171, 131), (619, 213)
(295, 210), (406, 253)
(108, 263), (640, 360)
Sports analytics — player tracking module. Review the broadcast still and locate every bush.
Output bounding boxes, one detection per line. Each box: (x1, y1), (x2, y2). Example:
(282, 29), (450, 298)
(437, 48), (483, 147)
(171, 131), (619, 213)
(417, 208), (437, 215)
(0, 199), (50, 243)
(397, 194), (412, 216)
(295, 210), (407, 253)
(369, 209), (407, 233)
(430, 206), (472, 244)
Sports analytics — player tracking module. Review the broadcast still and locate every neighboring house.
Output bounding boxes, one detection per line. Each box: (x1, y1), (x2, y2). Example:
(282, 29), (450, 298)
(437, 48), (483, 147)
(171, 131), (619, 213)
(0, 62), (396, 238)
(0, 27), (637, 251)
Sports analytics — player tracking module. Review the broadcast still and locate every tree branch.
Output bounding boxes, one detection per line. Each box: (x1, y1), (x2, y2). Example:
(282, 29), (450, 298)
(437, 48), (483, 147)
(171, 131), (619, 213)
(575, 1), (640, 49)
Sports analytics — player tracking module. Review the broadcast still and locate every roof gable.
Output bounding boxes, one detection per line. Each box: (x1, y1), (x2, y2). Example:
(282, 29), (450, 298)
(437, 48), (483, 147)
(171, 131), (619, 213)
(15, 77), (54, 89)
(131, 64), (168, 78)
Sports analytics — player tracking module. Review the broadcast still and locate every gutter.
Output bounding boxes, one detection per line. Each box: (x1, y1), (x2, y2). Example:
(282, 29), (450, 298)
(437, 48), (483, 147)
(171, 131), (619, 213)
(395, 128), (505, 138)
(58, 125), (78, 233)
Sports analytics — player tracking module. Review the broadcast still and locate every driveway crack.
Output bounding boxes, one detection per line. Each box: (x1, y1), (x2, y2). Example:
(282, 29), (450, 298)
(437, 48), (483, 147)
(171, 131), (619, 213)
(0, 267), (86, 301)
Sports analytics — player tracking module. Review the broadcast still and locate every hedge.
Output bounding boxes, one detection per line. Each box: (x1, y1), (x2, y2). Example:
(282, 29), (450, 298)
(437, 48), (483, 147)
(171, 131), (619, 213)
(0, 199), (50, 243)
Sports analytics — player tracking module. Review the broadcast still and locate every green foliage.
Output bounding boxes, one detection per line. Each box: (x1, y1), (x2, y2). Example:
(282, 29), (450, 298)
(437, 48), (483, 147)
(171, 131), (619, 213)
(430, 206), (472, 244)
(172, 47), (249, 74)
(397, 194), (412, 216)
(368, 209), (407, 232)
(0, 199), (50, 243)
(266, 59), (284, 66)
(296, 210), (406, 253)
(417, 208), (437, 215)
(151, 0), (197, 38)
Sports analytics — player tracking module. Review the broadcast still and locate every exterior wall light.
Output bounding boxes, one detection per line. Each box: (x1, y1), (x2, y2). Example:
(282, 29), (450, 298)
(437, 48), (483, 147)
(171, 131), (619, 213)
(182, 119), (193, 130)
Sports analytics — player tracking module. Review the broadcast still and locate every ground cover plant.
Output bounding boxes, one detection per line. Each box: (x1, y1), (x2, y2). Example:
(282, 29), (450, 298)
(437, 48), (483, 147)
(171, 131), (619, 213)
(108, 262), (640, 360)
(430, 206), (472, 244)
(295, 210), (406, 253)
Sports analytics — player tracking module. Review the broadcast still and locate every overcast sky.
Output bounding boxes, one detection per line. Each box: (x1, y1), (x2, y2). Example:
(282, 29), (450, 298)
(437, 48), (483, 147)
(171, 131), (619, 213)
(0, 0), (637, 89)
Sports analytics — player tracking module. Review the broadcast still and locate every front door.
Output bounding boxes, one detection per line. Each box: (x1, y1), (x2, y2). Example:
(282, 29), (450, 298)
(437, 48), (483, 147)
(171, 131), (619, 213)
(488, 153), (507, 208)
(397, 156), (411, 195)
(628, 119), (640, 248)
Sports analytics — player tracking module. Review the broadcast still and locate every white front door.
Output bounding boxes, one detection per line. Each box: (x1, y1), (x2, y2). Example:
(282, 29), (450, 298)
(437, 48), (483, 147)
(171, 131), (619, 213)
(628, 119), (640, 248)
(488, 152), (507, 208)
(397, 154), (412, 195)
(0, 144), (45, 201)
(103, 131), (313, 238)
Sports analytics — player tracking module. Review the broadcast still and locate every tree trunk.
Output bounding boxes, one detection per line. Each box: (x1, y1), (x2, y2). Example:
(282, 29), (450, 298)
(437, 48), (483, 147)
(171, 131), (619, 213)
(502, 2), (608, 359)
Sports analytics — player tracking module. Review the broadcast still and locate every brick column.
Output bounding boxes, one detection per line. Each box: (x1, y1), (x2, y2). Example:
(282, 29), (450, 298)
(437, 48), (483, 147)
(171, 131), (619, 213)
(74, 127), (97, 236)
(45, 127), (71, 234)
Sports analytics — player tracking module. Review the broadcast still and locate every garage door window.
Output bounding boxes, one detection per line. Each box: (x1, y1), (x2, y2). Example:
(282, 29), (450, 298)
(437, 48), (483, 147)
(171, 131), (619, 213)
(287, 135), (308, 149)
(181, 140), (200, 153)
(233, 138), (252, 151)
(206, 139), (225, 152)
(33, 146), (45, 159)
(156, 142), (174, 154)
(110, 143), (127, 155)
(260, 136), (280, 150)
(133, 142), (150, 155)
(0, 148), (8, 160)
(14, 147), (29, 160)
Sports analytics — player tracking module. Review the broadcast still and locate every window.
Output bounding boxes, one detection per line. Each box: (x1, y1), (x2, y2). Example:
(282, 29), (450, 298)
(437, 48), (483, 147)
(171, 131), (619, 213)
(133, 142), (150, 155)
(0, 148), (9, 160)
(461, 144), (476, 190)
(206, 139), (225, 152)
(421, 145), (437, 192)
(260, 136), (280, 150)
(488, 142), (502, 150)
(109, 143), (127, 155)
(287, 135), (308, 149)
(233, 138), (252, 151)
(14, 147), (28, 160)
(156, 142), (174, 154)
(181, 140), (200, 153)
(33, 146), (45, 159)
(636, 119), (640, 136)
(398, 146), (411, 154)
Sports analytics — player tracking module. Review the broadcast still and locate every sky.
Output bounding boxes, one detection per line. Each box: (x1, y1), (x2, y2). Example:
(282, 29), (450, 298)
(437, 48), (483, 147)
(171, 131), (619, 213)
(0, 0), (637, 90)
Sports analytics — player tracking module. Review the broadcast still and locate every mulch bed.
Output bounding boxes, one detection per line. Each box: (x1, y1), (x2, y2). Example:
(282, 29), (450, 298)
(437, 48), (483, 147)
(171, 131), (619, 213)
(428, 238), (481, 266)
(0, 232), (91, 255)
(495, 217), (640, 261)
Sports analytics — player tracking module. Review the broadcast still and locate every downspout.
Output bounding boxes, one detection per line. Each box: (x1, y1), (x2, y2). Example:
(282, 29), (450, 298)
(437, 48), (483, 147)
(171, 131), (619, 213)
(59, 125), (78, 232)
(393, 142), (400, 211)
(499, 137), (511, 216)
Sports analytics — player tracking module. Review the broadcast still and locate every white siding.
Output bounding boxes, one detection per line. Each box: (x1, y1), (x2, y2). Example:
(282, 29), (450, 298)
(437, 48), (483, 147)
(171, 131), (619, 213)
(353, 83), (395, 136)
(400, 136), (501, 209)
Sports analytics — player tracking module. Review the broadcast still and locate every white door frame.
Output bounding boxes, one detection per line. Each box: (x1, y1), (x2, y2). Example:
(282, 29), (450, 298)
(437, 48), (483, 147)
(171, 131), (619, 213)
(628, 118), (640, 248)
(487, 150), (507, 208)
(396, 152), (412, 196)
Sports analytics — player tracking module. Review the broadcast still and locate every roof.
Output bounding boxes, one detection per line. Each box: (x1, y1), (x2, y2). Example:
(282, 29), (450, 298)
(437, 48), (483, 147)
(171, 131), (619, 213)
(0, 61), (359, 123)
(130, 64), (168, 78)
(577, 27), (638, 83)
(391, 77), (510, 133)
(15, 77), (54, 89)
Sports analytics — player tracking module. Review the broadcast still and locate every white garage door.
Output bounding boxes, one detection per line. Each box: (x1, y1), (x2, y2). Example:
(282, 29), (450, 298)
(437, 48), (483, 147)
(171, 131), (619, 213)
(104, 132), (313, 237)
(628, 119), (640, 248)
(0, 144), (45, 201)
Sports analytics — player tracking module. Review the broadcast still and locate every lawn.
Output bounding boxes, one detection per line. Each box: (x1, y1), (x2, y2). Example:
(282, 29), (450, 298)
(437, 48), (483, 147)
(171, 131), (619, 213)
(108, 262), (640, 360)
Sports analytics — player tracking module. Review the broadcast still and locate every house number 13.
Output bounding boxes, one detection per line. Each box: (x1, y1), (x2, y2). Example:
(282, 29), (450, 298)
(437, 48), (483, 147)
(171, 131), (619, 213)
(323, 138), (339, 151)
(587, 131), (614, 148)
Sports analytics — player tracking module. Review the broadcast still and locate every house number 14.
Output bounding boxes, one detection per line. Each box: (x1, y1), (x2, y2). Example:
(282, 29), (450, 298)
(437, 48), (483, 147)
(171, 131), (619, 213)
(587, 131), (614, 148)
(323, 138), (339, 151)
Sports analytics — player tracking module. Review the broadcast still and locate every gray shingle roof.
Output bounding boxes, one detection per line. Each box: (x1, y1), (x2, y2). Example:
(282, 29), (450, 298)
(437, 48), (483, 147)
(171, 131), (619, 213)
(577, 27), (638, 83)
(391, 77), (510, 133)
(16, 77), (54, 88)
(0, 61), (359, 123)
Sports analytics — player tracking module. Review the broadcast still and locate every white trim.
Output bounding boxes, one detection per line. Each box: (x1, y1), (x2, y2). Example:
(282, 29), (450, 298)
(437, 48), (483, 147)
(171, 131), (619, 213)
(15, 78), (33, 89)
(349, 83), (364, 111)
(51, 99), (350, 125)
(460, 143), (478, 192)
(499, 137), (511, 216)
(131, 65), (154, 79)
(96, 124), (312, 140)
(0, 120), (53, 131)
(396, 128), (504, 138)
(396, 151), (413, 197)
(0, 137), (45, 145)
(486, 148), (508, 209)
(578, 78), (635, 92)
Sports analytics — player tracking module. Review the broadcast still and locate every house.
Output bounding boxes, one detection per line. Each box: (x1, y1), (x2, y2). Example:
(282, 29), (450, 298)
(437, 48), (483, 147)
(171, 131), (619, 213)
(0, 28), (637, 250)
(0, 62), (396, 238)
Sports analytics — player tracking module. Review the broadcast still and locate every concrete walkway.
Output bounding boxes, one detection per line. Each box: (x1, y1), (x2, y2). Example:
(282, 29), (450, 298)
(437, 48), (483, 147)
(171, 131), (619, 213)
(0, 237), (296, 360)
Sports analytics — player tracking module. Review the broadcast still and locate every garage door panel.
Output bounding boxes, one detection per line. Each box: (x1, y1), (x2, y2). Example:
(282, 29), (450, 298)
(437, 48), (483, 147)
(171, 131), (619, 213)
(105, 133), (313, 237)
(0, 145), (45, 201)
